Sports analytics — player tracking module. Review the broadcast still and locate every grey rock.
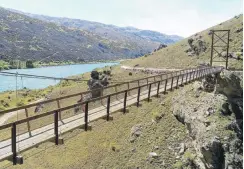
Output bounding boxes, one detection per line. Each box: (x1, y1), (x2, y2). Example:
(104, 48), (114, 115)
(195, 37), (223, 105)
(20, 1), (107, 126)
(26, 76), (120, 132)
(201, 137), (225, 168)
(203, 74), (216, 92)
(179, 143), (185, 155)
(130, 137), (136, 143)
(153, 146), (159, 150)
(205, 111), (210, 117)
(148, 152), (158, 158)
(223, 143), (229, 152)
(131, 124), (142, 137)
(195, 90), (200, 97)
(207, 107), (215, 115)
(235, 27), (243, 33)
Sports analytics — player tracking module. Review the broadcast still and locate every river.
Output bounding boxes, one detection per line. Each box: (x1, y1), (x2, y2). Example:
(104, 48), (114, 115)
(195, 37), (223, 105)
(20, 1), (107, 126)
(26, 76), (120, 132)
(0, 62), (118, 92)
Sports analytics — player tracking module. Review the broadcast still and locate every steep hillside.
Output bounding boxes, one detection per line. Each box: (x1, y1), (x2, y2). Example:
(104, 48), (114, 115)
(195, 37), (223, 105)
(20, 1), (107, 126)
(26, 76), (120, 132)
(0, 7), (159, 63)
(123, 14), (243, 69)
(10, 10), (183, 45)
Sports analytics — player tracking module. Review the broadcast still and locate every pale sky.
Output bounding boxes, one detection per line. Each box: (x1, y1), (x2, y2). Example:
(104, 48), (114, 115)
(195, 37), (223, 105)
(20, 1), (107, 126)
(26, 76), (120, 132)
(0, 0), (243, 37)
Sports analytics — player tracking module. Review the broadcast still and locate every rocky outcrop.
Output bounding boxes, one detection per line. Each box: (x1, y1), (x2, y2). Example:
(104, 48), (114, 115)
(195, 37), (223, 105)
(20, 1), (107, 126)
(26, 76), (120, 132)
(202, 74), (217, 92)
(154, 44), (167, 52)
(216, 70), (243, 98)
(129, 124), (143, 143)
(201, 137), (225, 169)
(172, 70), (243, 168)
(185, 37), (207, 56)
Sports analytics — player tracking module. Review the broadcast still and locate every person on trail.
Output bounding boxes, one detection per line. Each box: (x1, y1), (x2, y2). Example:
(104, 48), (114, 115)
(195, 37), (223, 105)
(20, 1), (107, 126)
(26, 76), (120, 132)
(75, 70), (109, 113)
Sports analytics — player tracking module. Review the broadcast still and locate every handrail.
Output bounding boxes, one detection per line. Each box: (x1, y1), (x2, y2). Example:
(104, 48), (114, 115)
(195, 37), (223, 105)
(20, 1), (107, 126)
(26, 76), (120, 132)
(0, 66), (223, 165)
(0, 66), (222, 130)
(0, 66), (199, 115)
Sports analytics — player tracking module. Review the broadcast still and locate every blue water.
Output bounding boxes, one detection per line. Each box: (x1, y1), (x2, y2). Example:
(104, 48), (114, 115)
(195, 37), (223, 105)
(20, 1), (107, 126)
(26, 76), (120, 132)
(0, 62), (118, 92)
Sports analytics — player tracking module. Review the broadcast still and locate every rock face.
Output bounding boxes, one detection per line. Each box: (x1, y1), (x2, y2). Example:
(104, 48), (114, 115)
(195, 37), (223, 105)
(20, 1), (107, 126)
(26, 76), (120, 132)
(216, 70), (243, 98)
(185, 37), (207, 56)
(154, 44), (167, 52)
(201, 137), (225, 169)
(202, 74), (217, 92)
(172, 70), (243, 168)
(215, 70), (243, 168)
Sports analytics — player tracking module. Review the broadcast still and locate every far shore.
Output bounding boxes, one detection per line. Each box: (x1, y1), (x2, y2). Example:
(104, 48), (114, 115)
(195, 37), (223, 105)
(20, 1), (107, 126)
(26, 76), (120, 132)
(0, 59), (124, 71)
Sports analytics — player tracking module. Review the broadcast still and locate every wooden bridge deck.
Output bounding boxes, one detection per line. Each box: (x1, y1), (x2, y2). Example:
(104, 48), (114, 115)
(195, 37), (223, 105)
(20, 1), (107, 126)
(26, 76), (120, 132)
(0, 66), (222, 162)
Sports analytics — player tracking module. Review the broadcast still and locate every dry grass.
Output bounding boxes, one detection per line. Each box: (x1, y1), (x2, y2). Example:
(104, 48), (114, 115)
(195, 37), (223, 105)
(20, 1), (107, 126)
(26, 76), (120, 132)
(122, 14), (243, 69)
(2, 91), (188, 169)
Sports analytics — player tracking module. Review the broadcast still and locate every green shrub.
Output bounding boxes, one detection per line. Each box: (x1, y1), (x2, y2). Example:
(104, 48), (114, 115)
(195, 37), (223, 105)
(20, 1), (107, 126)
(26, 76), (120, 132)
(183, 151), (196, 161)
(16, 100), (25, 107)
(173, 161), (183, 169)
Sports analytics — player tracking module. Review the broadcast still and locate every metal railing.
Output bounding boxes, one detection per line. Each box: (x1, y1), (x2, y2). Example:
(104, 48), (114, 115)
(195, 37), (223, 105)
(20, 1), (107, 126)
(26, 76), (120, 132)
(0, 66), (223, 165)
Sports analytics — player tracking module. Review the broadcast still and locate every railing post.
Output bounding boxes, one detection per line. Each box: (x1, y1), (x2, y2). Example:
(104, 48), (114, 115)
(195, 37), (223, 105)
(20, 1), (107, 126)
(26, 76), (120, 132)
(24, 108), (31, 137)
(192, 69), (196, 80)
(56, 100), (62, 121)
(137, 87), (141, 107)
(199, 68), (201, 79)
(115, 86), (118, 99)
(54, 111), (59, 145)
(137, 80), (140, 87)
(123, 91), (127, 114)
(181, 71), (184, 85)
(186, 72), (189, 83)
(106, 95), (111, 121)
(11, 123), (17, 165)
(171, 76), (174, 90)
(156, 81), (160, 97)
(176, 75), (179, 88)
(197, 68), (200, 79)
(146, 78), (149, 88)
(84, 102), (88, 131)
(148, 84), (151, 102)
(164, 79), (168, 94)
(127, 82), (130, 95)
(189, 70), (192, 82)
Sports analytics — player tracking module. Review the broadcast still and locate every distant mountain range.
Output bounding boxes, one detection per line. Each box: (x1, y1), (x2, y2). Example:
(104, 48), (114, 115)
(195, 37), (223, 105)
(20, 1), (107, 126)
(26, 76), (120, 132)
(0, 7), (183, 63)
(18, 12), (183, 45)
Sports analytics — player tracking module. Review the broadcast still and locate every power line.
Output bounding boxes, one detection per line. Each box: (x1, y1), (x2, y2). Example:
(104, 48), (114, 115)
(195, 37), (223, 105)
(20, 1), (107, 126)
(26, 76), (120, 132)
(0, 71), (145, 84)
(0, 71), (88, 82)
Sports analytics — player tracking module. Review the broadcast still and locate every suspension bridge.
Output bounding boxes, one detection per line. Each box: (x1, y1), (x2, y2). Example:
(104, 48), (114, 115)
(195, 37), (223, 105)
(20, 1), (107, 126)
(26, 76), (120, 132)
(0, 66), (223, 165)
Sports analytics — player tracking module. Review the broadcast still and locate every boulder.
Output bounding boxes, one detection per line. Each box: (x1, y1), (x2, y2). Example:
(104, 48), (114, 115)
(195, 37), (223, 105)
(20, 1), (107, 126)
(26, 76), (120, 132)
(235, 28), (243, 33)
(188, 38), (194, 46)
(202, 74), (216, 92)
(216, 70), (243, 98)
(148, 152), (158, 158)
(179, 143), (185, 155)
(34, 104), (44, 113)
(197, 39), (207, 53)
(200, 137), (225, 169)
(130, 124), (143, 143)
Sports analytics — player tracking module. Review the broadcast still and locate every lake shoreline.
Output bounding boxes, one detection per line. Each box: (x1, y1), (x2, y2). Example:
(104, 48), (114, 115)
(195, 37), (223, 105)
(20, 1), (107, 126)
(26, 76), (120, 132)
(0, 62), (118, 92)
(0, 62), (119, 112)
(0, 59), (124, 71)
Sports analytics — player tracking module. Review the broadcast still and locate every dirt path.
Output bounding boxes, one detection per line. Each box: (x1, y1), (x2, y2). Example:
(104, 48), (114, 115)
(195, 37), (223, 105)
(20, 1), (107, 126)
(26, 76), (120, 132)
(121, 65), (181, 73)
(0, 98), (44, 125)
